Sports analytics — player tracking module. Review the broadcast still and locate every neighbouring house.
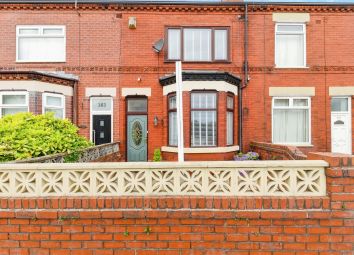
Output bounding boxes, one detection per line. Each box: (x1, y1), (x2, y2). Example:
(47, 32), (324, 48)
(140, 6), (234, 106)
(0, 0), (353, 161)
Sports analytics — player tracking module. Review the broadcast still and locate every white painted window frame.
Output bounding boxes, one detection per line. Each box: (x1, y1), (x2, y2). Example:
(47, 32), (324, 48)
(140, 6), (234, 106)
(16, 25), (66, 63)
(272, 96), (312, 146)
(42, 93), (65, 119)
(274, 23), (306, 68)
(90, 97), (114, 144)
(0, 91), (29, 118)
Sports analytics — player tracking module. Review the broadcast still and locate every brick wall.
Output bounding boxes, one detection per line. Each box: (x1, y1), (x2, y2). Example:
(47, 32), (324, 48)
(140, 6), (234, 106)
(250, 141), (308, 160)
(1, 4), (354, 159)
(0, 153), (352, 254)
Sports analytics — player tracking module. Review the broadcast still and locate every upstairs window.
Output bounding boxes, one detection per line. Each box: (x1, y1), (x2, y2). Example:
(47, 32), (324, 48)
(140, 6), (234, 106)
(275, 23), (306, 68)
(167, 27), (229, 62)
(42, 93), (65, 119)
(16, 25), (66, 62)
(0, 91), (29, 117)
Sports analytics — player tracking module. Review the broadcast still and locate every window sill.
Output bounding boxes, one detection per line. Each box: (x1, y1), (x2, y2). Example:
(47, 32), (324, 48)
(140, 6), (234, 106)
(16, 60), (66, 64)
(164, 60), (232, 64)
(273, 143), (314, 147)
(161, 145), (239, 154)
(274, 66), (309, 69)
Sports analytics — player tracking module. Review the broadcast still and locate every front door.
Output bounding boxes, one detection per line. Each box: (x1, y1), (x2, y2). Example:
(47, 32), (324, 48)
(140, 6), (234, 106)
(331, 97), (352, 154)
(127, 115), (147, 162)
(93, 115), (112, 145)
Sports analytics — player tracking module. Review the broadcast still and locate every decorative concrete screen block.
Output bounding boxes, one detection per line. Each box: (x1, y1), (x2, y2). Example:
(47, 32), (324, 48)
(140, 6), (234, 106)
(0, 161), (327, 197)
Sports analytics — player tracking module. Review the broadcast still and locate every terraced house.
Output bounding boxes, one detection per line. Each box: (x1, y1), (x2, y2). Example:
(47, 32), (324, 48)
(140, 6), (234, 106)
(0, 0), (353, 161)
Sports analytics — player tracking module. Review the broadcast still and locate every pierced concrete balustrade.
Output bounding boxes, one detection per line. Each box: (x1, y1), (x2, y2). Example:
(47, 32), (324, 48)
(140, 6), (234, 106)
(0, 161), (328, 197)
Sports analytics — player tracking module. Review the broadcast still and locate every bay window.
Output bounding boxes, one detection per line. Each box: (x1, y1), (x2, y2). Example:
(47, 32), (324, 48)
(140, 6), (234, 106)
(272, 97), (310, 145)
(43, 93), (65, 119)
(275, 23), (306, 68)
(191, 92), (217, 147)
(16, 25), (66, 62)
(168, 94), (177, 146)
(226, 95), (234, 145)
(167, 27), (229, 62)
(0, 91), (29, 117)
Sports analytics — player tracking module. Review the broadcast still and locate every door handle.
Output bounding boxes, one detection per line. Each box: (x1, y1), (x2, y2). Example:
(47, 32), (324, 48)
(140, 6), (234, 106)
(92, 130), (96, 144)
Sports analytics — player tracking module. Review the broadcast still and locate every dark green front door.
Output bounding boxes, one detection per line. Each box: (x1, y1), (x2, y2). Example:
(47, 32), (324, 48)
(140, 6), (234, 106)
(127, 115), (147, 162)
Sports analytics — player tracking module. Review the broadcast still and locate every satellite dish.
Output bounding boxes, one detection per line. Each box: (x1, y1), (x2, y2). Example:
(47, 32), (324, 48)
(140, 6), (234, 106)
(152, 39), (164, 53)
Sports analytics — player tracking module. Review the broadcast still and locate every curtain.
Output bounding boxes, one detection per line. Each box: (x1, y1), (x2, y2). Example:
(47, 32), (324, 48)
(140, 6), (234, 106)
(18, 37), (65, 62)
(273, 109), (309, 143)
(214, 30), (227, 60)
(227, 111), (233, 145)
(276, 34), (304, 67)
(184, 29), (211, 61)
(168, 29), (181, 60)
(169, 111), (177, 146)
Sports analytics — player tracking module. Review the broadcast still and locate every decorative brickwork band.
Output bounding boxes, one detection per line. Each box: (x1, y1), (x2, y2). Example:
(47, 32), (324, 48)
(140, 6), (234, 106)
(0, 161), (327, 197)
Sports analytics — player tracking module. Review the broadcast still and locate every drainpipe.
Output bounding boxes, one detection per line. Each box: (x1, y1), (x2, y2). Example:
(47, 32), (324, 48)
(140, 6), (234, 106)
(238, 3), (248, 152)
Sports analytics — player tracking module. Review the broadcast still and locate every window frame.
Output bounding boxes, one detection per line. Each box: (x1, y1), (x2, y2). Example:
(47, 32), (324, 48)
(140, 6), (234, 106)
(42, 92), (66, 119)
(226, 93), (234, 146)
(168, 93), (177, 147)
(0, 91), (29, 118)
(165, 26), (230, 63)
(272, 96), (311, 146)
(274, 23), (306, 68)
(16, 25), (66, 63)
(190, 91), (218, 148)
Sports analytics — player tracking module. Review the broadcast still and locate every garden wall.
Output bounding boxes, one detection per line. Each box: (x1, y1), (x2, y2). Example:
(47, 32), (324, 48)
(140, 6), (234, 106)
(0, 153), (352, 255)
(10, 142), (120, 163)
(250, 141), (308, 160)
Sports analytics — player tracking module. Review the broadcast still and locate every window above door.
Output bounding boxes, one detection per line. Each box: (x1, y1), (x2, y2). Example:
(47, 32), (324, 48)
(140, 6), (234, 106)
(166, 27), (230, 62)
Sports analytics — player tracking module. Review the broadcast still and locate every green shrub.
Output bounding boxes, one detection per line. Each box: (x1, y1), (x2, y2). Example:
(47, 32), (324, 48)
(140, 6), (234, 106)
(0, 112), (93, 162)
(153, 148), (162, 162)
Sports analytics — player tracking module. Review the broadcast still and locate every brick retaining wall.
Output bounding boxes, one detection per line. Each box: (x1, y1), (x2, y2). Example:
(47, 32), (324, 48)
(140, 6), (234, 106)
(0, 153), (352, 254)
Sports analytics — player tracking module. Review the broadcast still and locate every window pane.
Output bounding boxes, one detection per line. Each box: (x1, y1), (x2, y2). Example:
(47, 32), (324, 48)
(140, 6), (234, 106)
(277, 25), (303, 33)
(227, 111), (233, 145)
(191, 110), (216, 146)
(168, 29), (181, 60)
(2, 107), (28, 116)
(191, 93), (216, 109)
(18, 28), (39, 35)
(331, 98), (348, 112)
(46, 95), (62, 107)
(227, 96), (234, 109)
(127, 99), (147, 112)
(45, 108), (63, 119)
(214, 30), (228, 60)
(273, 109), (309, 143)
(43, 28), (63, 35)
(276, 34), (304, 67)
(92, 98), (112, 112)
(293, 99), (308, 107)
(18, 37), (65, 62)
(274, 98), (289, 107)
(2, 95), (26, 105)
(169, 112), (177, 146)
(184, 29), (211, 61)
(169, 96), (176, 109)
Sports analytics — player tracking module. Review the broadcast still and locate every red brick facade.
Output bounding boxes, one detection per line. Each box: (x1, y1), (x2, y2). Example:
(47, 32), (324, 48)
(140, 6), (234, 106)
(0, 3), (353, 160)
(0, 153), (352, 254)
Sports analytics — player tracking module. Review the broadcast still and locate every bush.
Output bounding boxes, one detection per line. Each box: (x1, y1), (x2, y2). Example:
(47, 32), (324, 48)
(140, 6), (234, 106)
(0, 112), (93, 162)
(234, 151), (259, 161)
(153, 148), (162, 162)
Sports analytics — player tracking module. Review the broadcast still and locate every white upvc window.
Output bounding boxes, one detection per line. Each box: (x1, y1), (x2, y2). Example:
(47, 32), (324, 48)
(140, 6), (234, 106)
(275, 23), (306, 68)
(0, 91), (29, 117)
(42, 93), (65, 119)
(272, 97), (311, 145)
(16, 25), (66, 62)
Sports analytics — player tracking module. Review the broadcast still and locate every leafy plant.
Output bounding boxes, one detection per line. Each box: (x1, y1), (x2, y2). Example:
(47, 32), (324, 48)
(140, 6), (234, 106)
(234, 151), (259, 161)
(153, 148), (162, 162)
(0, 112), (93, 162)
